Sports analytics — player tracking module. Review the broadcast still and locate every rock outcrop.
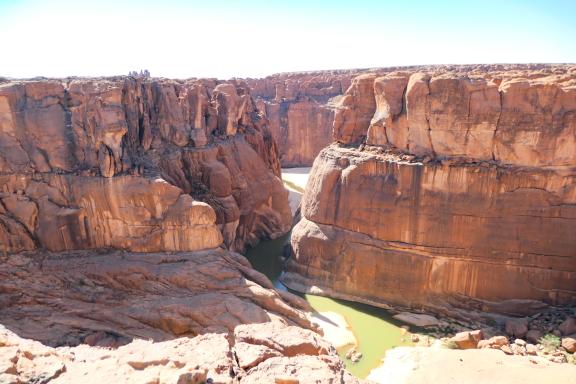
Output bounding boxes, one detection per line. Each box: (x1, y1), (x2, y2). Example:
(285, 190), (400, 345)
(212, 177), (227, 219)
(0, 77), (291, 253)
(0, 322), (362, 384)
(285, 65), (576, 316)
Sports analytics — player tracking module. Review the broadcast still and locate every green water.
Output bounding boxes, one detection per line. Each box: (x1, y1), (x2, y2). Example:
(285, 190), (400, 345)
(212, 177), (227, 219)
(245, 234), (412, 378)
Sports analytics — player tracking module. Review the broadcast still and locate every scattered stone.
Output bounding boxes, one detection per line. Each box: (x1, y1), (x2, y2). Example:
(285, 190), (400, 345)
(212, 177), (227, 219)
(526, 344), (538, 355)
(500, 345), (513, 355)
(505, 318), (528, 338)
(479, 335), (509, 349)
(511, 344), (527, 356)
(514, 339), (526, 346)
(350, 351), (363, 363)
(549, 354), (567, 364)
(552, 329), (562, 337)
(411, 334), (420, 343)
(344, 347), (356, 360)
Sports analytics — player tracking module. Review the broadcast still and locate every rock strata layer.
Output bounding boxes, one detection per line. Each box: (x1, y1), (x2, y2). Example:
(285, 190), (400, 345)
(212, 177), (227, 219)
(0, 77), (291, 252)
(285, 65), (576, 316)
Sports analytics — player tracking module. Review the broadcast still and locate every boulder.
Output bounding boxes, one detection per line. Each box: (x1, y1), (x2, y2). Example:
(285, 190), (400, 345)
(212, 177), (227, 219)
(392, 313), (440, 328)
(559, 317), (576, 336)
(478, 336), (509, 349)
(505, 318), (529, 338)
(561, 337), (576, 353)
(450, 330), (484, 349)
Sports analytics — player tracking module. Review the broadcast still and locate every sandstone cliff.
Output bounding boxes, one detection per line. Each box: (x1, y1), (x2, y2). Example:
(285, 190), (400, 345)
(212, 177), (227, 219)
(0, 77), (291, 253)
(247, 71), (357, 166)
(286, 65), (576, 316)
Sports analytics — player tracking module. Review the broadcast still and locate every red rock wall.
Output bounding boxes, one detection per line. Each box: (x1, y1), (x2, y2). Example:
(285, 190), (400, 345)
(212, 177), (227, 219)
(286, 65), (576, 315)
(0, 77), (291, 253)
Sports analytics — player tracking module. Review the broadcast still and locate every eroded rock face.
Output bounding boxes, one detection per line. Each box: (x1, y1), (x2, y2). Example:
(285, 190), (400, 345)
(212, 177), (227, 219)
(0, 322), (362, 384)
(0, 77), (291, 253)
(286, 65), (576, 316)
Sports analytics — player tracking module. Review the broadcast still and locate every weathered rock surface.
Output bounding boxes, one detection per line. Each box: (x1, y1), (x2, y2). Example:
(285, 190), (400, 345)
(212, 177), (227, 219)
(0, 322), (361, 384)
(0, 248), (314, 346)
(0, 77), (291, 252)
(286, 65), (576, 317)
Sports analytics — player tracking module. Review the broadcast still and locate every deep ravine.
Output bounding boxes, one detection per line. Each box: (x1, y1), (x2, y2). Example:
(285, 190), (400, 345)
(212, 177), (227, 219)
(245, 169), (413, 378)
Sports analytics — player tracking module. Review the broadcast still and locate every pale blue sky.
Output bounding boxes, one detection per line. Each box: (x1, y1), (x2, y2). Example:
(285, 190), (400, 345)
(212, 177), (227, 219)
(0, 0), (574, 78)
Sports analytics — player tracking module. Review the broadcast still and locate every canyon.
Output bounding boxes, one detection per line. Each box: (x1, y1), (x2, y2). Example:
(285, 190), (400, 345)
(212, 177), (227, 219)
(1, 64), (576, 383)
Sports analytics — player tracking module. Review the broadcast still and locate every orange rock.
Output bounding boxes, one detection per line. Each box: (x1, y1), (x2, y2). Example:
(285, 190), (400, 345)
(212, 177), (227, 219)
(562, 337), (576, 353)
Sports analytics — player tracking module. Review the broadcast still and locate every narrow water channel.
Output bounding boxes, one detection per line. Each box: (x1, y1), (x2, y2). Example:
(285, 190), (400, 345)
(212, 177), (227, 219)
(245, 231), (412, 378)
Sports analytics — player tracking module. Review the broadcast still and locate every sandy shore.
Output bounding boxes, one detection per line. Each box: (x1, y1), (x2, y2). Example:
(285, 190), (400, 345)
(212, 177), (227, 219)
(310, 311), (357, 350)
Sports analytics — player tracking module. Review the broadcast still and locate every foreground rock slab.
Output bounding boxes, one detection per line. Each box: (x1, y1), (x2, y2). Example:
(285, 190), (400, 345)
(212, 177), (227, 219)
(0, 322), (362, 384)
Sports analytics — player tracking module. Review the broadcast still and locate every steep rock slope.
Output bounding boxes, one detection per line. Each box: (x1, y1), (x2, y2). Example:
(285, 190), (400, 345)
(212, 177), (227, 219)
(285, 65), (576, 315)
(0, 78), (291, 252)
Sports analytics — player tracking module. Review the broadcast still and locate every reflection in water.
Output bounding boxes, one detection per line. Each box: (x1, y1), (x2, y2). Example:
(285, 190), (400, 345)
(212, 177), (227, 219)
(245, 233), (412, 378)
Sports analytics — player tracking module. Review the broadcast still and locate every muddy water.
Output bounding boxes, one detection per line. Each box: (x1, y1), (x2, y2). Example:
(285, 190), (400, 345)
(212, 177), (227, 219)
(245, 231), (412, 379)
